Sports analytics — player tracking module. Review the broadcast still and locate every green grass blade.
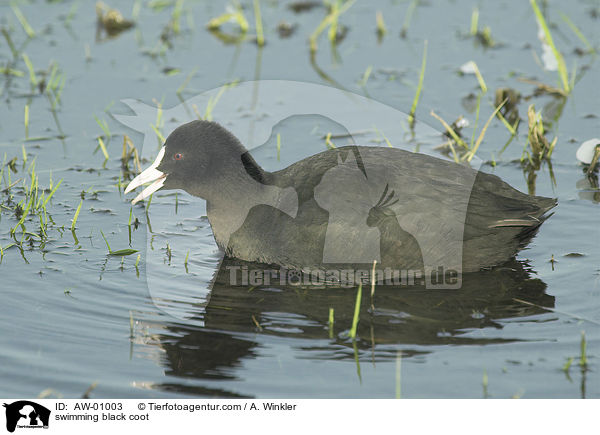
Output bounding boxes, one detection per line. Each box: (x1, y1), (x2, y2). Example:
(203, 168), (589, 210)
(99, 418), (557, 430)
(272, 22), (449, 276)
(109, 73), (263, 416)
(94, 116), (111, 139)
(100, 230), (112, 252)
(176, 68), (198, 95)
(465, 98), (507, 162)
(150, 124), (166, 143)
(430, 110), (468, 150)
(109, 248), (138, 256)
(359, 65), (372, 87)
(98, 137), (109, 160)
(1, 28), (18, 58)
(408, 40), (428, 124)
(253, 0), (265, 46)
(580, 331), (587, 367)
(276, 133), (281, 161)
(328, 307), (334, 339)
(71, 200), (83, 231)
(22, 53), (37, 86)
(471, 61), (487, 94)
(12, 5), (35, 38)
(11, 195), (34, 234)
(43, 178), (62, 207)
(348, 284), (362, 339)
(530, 0), (570, 93)
(559, 12), (595, 54)
(470, 7), (479, 35)
(376, 11), (386, 37)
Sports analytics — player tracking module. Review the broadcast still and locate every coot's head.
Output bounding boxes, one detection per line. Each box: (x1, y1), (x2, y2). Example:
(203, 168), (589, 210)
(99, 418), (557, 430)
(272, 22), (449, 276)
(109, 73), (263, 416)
(125, 120), (247, 203)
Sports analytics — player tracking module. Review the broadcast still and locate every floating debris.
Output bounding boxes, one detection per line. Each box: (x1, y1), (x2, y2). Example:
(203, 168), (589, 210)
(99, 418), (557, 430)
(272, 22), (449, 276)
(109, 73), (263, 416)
(96, 2), (134, 40)
(576, 139), (600, 176)
(288, 1), (321, 14)
(576, 138), (600, 165)
(495, 87), (521, 127)
(277, 21), (297, 38)
(206, 3), (249, 44)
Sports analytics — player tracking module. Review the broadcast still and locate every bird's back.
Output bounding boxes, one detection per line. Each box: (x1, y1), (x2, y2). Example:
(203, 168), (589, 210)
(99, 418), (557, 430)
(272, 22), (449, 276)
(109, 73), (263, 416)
(227, 146), (555, 273)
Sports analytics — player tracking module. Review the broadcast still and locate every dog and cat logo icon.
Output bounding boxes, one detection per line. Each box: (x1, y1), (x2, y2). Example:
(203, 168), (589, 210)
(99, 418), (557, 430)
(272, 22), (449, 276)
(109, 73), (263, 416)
(3, 401), (50, 433)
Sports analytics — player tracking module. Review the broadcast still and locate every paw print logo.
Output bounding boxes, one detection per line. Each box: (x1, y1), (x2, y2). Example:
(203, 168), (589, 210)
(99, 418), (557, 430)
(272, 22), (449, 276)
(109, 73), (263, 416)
(286, 269), (302, 285)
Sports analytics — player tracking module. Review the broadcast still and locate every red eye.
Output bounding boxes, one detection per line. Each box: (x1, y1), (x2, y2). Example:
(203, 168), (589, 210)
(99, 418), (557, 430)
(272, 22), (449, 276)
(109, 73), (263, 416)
(174, 153), (183, 161)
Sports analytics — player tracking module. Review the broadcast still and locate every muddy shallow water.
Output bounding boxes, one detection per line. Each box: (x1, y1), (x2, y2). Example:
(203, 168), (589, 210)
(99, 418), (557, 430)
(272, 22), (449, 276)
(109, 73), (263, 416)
(1, 0), (598, 398)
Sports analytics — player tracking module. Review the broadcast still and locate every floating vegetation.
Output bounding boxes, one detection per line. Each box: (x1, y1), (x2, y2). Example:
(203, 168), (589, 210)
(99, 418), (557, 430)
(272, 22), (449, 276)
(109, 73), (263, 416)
(324, 132), (336, 149)
(22, 53), (38, 88)
(1, 153), (67, 259)
(176, 68), (198, 96)
(519, 104), (558, 194)
(276, 21), (296, 38)
(276, 133), (282, 161)
(45, 62), (67, 109)
(400, 0), (418, 39)
(100, 230), (139, 256)
(71, 200), (82, 231)
(328, 307), (334, 339)
(395, 350), (402, 399)
(121, 135), (142, 175)
(11, 4), (35, 38)
(469, 7), (495, 48)
(431, 98), (506, 163)
(288, 1), (321, 14)
(559, 12), (596, 55)
(155, 0), (188, 49)
(358, 65), (372, 88)
(253, 0), (265, 46)
(494, 87), (521, 130)
(579, 331), (588, 369)
(348, 283), (362, 340)
(95, 116), (112, 142)
(203, 89), (225, 121)
(96, 1), (135, 40)
(524, 104), (557, 163)
(0, 154), (62, 245)
(207, 2), (249, 36)
(170, 0), (185, 35)
(24, 105), (29, 139)
(530, 0), (572, 95)
(0, 66), (23, 77)
(97, 137), (109, 161)
(1, 28), (18, 59)
(375, 10), (386, 42)
(482, 369), (489, 398)
(251, 314), (262, 331)
(563, 356), (574, 373)
(576, 139), (600, 175)
(459, 61), (487, 94)
(408, 40), (427, 128)
(309, 0), (355, 53)
(370, 260), (376, 309)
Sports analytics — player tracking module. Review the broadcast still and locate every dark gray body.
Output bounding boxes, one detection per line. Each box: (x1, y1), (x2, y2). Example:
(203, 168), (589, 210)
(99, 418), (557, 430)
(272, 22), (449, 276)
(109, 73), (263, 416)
(218, 146), (555, 273)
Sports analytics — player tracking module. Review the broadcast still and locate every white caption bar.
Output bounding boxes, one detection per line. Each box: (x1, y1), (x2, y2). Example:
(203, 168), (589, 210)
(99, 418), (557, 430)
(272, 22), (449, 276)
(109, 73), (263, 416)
(0, 399), (597, 434)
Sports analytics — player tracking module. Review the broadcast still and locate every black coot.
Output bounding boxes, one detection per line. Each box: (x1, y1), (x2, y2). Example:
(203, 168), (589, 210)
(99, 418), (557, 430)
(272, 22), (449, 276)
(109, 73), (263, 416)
(125, 120), (556, 274)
